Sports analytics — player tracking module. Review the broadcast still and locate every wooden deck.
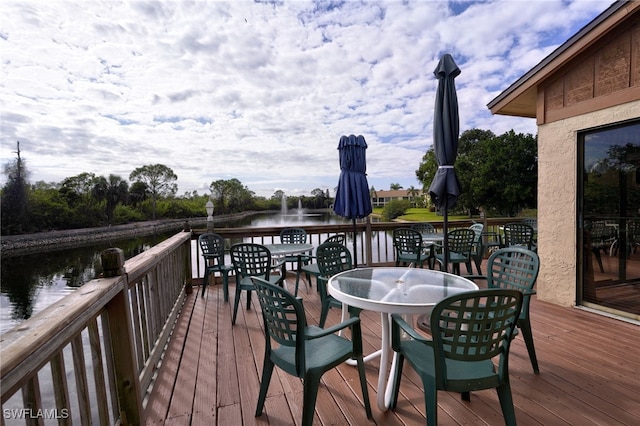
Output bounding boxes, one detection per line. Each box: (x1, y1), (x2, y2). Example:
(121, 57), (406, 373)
(143, 272), (640, 426)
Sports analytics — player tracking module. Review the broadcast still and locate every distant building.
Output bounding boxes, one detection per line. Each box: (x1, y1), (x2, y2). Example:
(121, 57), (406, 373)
(371, 189), (411, 207)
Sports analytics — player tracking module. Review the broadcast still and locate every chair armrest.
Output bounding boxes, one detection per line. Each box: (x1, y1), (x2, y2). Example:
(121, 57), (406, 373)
(306, 316), (361, 339)
(522, 288), (537, 296)
(391, 314), (431, 352)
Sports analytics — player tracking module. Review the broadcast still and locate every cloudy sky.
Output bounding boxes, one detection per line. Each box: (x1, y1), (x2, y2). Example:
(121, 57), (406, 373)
(1, 0), (615, 198)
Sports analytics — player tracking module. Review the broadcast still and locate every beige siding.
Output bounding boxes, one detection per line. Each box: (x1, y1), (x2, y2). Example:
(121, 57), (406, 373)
(537, 100), (640, 306)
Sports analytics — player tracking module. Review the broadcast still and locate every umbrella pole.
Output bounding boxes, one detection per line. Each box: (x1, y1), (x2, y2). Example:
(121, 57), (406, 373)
(352, 218), (358, 268)
(443, 194), (449, 273)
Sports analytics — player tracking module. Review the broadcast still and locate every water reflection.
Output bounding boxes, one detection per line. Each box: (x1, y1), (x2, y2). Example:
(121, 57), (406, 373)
(0, 233), (173, 334)
(1, 212), (350, 334)
(221, 211), (346, 227)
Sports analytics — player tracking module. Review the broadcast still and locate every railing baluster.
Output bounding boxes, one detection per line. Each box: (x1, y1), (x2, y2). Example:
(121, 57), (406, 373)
(88, 320), (110, 426)
(129, 285), (145, 370)
(21, 374), (42, 425)
(71, 334), (91, 425)
(50, 351), (71, 426)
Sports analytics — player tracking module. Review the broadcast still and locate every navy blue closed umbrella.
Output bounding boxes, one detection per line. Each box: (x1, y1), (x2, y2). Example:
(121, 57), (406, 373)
(428, 54), (462, 272)
(334, 134), (372, 267)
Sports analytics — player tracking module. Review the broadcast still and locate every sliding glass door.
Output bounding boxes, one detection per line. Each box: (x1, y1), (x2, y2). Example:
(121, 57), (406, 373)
(579, 120), (640, 318)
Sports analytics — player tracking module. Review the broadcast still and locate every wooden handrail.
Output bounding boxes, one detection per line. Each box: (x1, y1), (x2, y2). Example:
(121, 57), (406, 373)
(1, 231), (192, 425)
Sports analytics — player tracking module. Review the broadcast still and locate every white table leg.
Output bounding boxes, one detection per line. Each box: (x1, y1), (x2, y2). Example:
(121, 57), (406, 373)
(377, 312), (392, 411)
(383, 314), (413, 410)
(342, 309), (400, 411)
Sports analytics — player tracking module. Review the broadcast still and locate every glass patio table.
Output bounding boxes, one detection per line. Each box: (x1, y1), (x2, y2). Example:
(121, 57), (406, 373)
(264, 243), (314, 294)
(328, 267), (478, 411)
(420, 232), (445, 244)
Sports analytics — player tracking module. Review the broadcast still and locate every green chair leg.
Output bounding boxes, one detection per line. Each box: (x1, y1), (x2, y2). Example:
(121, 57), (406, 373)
(518, 318), (540, 373)
(496, 382), (517, 426)
(255, 357), (274, 417)
(221, 270), (230, 302)
(201, 269), (209, 298)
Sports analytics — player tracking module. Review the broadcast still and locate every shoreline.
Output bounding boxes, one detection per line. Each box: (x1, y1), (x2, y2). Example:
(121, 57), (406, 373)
(0, 219), (195, 256)
(0, 212), (256, 256)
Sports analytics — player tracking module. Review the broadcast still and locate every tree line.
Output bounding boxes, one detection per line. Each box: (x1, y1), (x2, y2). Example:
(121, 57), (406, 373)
(2, 127), (538, 234)
(0, 151), (333, 235)
(416, 128), (538, 217)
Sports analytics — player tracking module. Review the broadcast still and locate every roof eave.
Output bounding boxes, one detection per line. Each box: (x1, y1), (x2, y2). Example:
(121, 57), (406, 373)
(487, 0), (637, 117)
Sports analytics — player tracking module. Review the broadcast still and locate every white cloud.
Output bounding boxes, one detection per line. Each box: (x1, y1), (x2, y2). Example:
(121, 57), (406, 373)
(0, 0), (614, 197)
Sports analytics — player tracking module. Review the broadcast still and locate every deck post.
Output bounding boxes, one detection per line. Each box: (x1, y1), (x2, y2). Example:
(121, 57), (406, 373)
(365, 216), (373, 266)
(101, 250), (143, 425)
(183, 232), (193, 294)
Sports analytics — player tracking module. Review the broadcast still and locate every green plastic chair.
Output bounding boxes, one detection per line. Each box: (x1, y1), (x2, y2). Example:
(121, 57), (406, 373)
(315, 242), (359, 328)
(503, 222), (536, 252)
(393, 228), (433, 268)
(481, 230), (503, 256)
(229, 243), (285, 325)
(280, 227), (311, 294)
(433, 228), (476, 274)
(410, 222), (436, 233)
(389, 289), (523, 426)
(521, 217), (537, 232)
(251, 276), (372, 426)
(198, 233), (234, 301)
(466, 247), (541, 373)
(468, 223), (484, 274)
(300, 234), (346, 291)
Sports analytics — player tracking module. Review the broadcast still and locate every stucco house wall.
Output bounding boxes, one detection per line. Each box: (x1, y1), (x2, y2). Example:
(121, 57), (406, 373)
(537, 100), (640, 306)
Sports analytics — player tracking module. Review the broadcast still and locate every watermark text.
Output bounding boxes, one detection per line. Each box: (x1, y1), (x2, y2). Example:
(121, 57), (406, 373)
(3, 408), (70, 420)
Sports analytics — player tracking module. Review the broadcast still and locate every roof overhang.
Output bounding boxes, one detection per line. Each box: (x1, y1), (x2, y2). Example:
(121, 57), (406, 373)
(487, 0), (640, 118)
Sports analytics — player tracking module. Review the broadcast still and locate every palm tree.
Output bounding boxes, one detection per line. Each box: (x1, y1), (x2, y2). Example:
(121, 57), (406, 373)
(370, 186), (378, 207)
(94, 174), (129, 222)
(407, 185), (419, 207)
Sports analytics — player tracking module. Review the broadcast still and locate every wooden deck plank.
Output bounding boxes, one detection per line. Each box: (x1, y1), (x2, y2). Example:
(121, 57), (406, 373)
(167, 292), (206, 420)
(192, 291), (218, 420)
(236, 295), (269, 426)
(144, 272), (640, 425)
(143, 295), (195, 424)
(216, 290), (241, 409)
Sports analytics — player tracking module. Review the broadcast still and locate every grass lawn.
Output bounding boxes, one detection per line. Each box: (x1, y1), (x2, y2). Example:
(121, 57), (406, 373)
(372, 207), (474, 222)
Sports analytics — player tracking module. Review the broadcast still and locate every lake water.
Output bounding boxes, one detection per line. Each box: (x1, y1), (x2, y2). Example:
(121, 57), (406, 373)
(0, 211), (350, 334)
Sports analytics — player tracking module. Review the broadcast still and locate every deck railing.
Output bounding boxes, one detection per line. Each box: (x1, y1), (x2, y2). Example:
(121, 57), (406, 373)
(190, 218), (512, 279)
(0, 231), (192, 425)
(0, 218), (512, 424)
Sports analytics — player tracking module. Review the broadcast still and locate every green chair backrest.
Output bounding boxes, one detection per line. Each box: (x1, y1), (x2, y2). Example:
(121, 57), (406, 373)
(230, 243), (274, 281)
(521, 217), (537, 230)
(199, 233), (226, 265)
(251, 277), (307, 376)
(323, 234), (346, 245)
(469, 223), (484, 242)
(316, 242), (352, 278)
(446, 228), (476, 255)
(486, 247), (539, 313)
(393, 228), (423, 255)
(503, 222), (535, 249)
(280, 227), (308, 244)
(430, 289), (522, 378)
(410, 222), (435, 233)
